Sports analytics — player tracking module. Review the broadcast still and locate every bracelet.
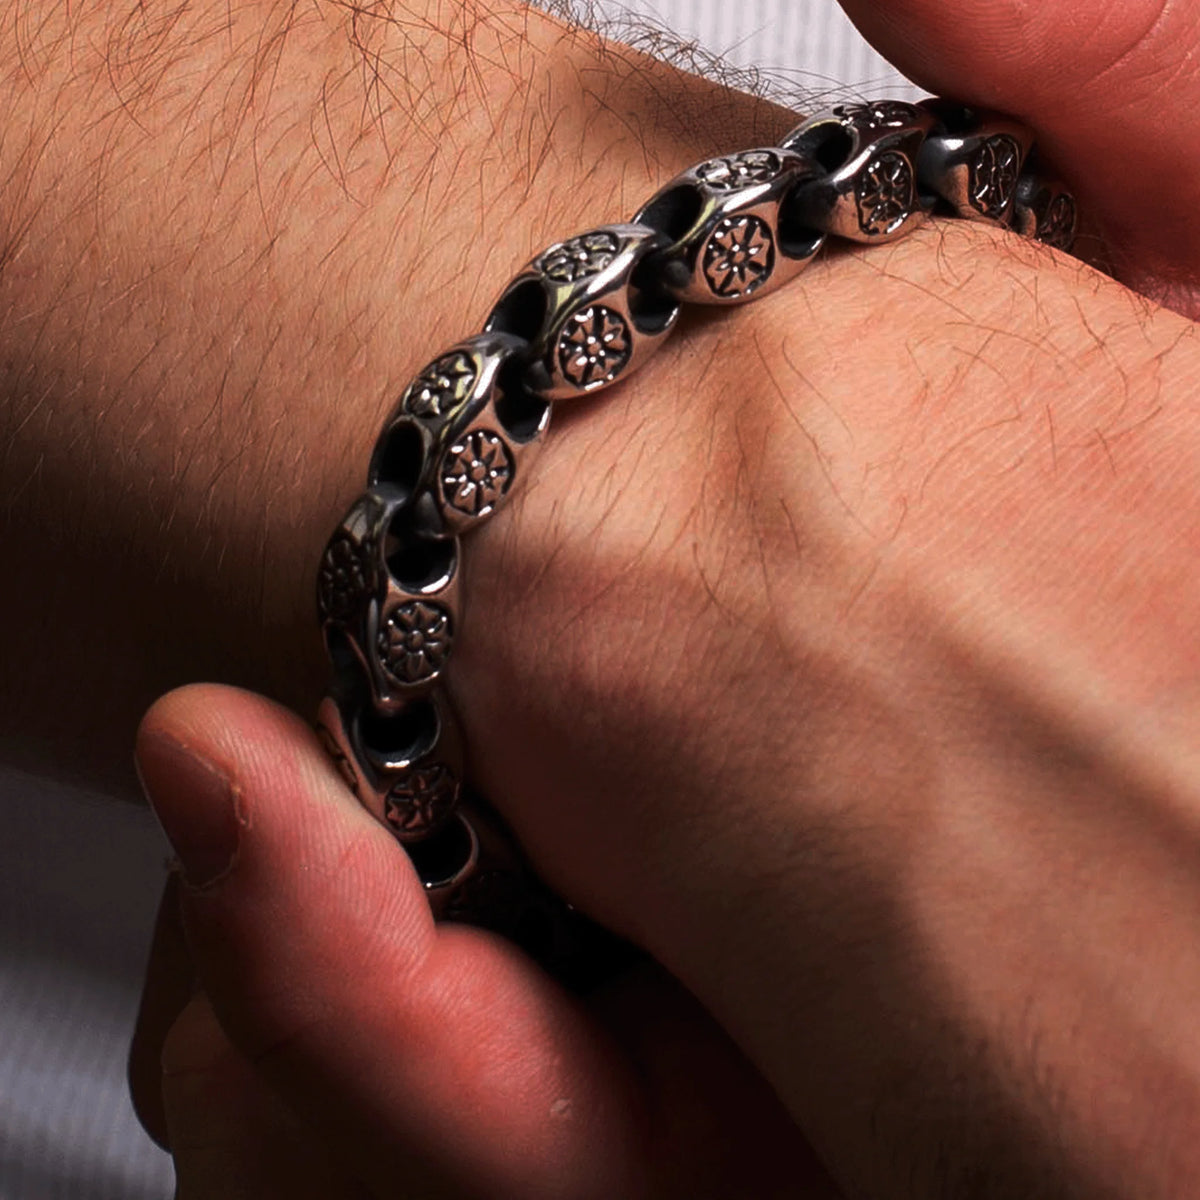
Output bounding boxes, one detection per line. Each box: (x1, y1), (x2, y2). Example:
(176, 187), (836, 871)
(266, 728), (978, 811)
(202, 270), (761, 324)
(314, 97), (1078, 970)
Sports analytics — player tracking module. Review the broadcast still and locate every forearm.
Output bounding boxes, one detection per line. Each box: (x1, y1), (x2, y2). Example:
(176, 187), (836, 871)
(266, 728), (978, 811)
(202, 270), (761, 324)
(0, 0), (780, 789)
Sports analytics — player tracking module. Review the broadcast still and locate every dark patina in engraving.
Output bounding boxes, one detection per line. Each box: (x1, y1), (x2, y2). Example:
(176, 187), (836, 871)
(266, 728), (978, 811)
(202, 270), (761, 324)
(696, 150), (782, 191)
(835, 101), (917, 129)
(440, 430), (513, 517)
(1038, 193), (1078, 251)
(703, 215), (775, 298)
(404, 351), (477, 419)
(538, 231), (621, 283)
(557, 305), (632, 390)
(385, 762), (460, 837)
(855, 152), (916, 237)
(318, 533), (373, 623)
(970, 135), (1021, 219)
(377, 600), (453, 685)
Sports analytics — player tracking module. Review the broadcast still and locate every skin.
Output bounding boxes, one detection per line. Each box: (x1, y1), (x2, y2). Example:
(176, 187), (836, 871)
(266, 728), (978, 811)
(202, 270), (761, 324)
(3, 0), (1200, 1194)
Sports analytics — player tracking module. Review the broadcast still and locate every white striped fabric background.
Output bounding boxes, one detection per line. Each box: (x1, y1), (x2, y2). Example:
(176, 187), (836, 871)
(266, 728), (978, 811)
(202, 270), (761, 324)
(580, 0), (916, 103)
(0, 5), (913, 1197)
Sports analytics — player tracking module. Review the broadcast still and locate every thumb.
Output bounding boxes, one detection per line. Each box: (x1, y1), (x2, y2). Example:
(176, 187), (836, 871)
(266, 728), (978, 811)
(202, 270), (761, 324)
(135, 683), (648, 1200)
(160, 994), (366, 1200)
(836, 0), (1200, 309)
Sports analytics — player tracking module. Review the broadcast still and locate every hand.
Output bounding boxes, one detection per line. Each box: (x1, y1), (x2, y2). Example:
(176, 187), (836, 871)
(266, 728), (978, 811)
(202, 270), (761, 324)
(0, 0), (1191, 1195)
(130, 684), (836, 1200)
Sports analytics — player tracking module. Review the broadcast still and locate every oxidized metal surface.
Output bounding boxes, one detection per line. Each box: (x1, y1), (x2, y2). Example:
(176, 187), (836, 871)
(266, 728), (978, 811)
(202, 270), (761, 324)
(703, 215), (775, 298)
(634, 145), (821, 306)
(1037, 192), (1078, 250)
(781, 101), (935, 244)
(440, 429), (514, 517)
(916, 104), (1034, 227)
(318, 487), (461, 712)
(1013, 175), (1079, 251)
(969, 135), (1022, 218)
(833, 100), (920, 129)
(855, 151), (917, 238)
(316, 690), (466, 844)
(696, 150), (783, 190)
(377, 600), (453, 686)
(370, 331), (548, 537)
(317, 532), (374, 625)
(538, 231), (621, 282)
(385, 761), (461, 839)
(486, 222), (677, 400)
(557, 305), (633, 390)
(404, 351), (478, 418)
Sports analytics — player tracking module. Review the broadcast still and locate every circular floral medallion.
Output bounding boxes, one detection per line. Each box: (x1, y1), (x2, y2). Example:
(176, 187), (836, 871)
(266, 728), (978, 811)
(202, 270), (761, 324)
(703, 214), (775, 299)
(440, 430), (514, 518)
(377, 600), (453, 685)
(557, 305), (632, 390)
(385, 762), (459, 837)
(1038, 193), (1078, 251)
(404, 351), (477, 419)
(855, 151), (916, 237)
(696, 150), (782, 191)
(969, 135), (1021, 219)
(538, 231), (621, 283)
(834, 101), (917, 129)
(317, 533), (373, 623)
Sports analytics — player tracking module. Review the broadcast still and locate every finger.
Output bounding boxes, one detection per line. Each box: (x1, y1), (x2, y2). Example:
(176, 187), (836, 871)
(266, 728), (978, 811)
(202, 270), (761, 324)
(128, 874), (194, 1151)
(162, 993), (368, 1200)
(835, 0), (1200, 307)
(135, 683), (650, 1200)
(590, 964), (846, 1199)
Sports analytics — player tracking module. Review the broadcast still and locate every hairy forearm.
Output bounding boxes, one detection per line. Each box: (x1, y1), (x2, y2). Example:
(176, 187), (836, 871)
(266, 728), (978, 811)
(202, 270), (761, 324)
(0, 0), (779, 788)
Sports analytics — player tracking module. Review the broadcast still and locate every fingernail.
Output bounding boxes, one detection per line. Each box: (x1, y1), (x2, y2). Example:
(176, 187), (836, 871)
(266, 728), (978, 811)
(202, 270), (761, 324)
(135, 732), (241, 888)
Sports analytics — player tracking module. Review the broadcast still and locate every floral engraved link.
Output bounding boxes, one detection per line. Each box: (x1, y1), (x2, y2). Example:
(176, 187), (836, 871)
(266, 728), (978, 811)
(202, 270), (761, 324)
(404, 351), (477, 419)
(538, 231), (621, 283)
(703, 215), (775, 298)
(696, 150), (782, 191)
(377, 600), (453, 685)
(1038, 193), (1078, 251)
(855, 151), (916, 237)
(441, 430), (514, 518)
(318, 533), (374, 623)
(834, 100), (917, 129)
(969, 135), (1021, 218)
(385, 762), (460, 837)
(558, 305), (632, 390)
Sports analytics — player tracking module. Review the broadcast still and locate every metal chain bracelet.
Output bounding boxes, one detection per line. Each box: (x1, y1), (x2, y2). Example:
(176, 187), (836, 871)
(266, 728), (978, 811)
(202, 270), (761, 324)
(313, 97), (1078, 974)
